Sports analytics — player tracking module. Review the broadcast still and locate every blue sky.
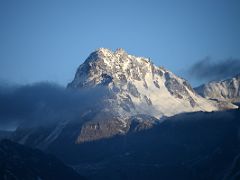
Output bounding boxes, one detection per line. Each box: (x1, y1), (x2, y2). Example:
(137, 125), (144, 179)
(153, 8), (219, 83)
(0, 0), (239, 86)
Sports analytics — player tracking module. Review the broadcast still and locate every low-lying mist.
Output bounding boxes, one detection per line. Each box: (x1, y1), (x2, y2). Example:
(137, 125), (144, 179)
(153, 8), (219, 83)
(0, 82), (107, 131)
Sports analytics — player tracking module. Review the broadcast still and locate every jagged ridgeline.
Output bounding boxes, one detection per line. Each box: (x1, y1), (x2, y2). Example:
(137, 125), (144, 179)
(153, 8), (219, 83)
(68, 48), (222, 117)
(195, 74), (240, 103)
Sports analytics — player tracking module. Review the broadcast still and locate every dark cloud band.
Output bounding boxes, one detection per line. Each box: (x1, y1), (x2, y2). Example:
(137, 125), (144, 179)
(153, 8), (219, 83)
(0, 82), (107, 130)
(188, 57), (240, 81)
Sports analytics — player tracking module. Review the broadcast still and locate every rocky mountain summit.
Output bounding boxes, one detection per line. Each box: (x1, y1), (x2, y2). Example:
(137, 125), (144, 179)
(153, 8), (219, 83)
(195, 74), (240, 103)
(65, 48), (234, 142)
(68, 48), (220, 118)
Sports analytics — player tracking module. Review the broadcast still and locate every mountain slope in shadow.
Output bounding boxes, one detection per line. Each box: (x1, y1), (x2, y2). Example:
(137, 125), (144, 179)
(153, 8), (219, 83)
(45, 109), (240, 180)
(0, 139), (85, 180)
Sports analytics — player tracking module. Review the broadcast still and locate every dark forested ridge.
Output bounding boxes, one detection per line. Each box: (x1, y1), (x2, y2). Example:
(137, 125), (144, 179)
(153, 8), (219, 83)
(0, 139), (85, 180)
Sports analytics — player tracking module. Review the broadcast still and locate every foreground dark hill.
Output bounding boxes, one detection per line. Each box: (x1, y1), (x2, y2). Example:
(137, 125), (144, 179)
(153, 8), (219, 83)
(0, 139), (84, 180)
(42, 109), (240, 180)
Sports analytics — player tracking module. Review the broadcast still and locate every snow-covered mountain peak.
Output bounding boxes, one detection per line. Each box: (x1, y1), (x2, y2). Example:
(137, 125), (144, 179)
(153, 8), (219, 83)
(94, 47), (127, 57)
(68, 48), (222, 119)
(95, 47), (113, 55)
(195, 74), (240, 103)
(114, 48), (126, 54)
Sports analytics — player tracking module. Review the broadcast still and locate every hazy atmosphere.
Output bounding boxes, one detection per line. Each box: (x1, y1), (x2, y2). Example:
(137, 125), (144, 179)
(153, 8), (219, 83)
(0, 0), (240, 86)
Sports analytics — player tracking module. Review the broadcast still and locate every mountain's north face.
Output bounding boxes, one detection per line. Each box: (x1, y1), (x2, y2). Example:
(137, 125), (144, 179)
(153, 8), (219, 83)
(12, 48), (236, 144)
(68, 48), (219, 118)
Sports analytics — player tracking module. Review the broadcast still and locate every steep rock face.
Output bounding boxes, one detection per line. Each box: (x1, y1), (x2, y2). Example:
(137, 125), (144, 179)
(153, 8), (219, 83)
(68, 48), (219, 119)
(195, 74), (240, 103)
